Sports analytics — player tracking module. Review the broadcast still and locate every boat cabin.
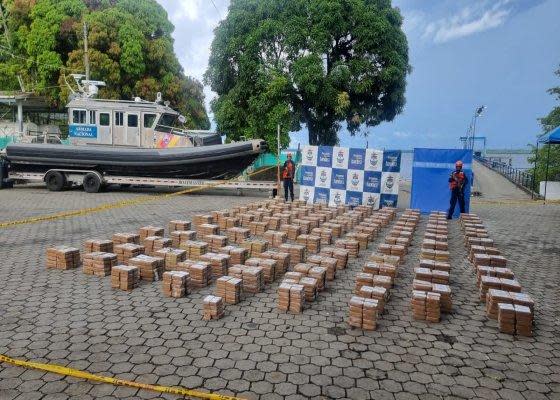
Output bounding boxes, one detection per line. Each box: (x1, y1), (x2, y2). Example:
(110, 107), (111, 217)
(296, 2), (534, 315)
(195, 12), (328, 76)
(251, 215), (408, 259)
(66, 96), (220, 148)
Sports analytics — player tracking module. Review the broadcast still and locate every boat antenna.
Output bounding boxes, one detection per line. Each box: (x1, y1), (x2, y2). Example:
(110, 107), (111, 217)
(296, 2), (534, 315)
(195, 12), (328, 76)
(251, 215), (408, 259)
(63, 73), (76, 95)
(17, 75), (25, 92)
(83, 21), (90, 81)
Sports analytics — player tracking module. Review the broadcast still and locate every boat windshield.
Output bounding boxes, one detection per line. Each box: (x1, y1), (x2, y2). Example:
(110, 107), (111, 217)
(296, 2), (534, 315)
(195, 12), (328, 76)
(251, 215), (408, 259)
(155, 113), (179, 134)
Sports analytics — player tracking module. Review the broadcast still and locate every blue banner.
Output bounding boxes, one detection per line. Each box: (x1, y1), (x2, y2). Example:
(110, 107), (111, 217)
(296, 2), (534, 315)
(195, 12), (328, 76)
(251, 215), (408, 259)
(410, 148), (473, 217)
(300, 166), (316, 187)
(364, 171), (382, 193)
(330, 168), (347, 190)
(382, 150), (401, 172)
(313, 187), (330, 204)
(317, 146), (333, 167)
(349, 148), (366, 170)
(69, 124), (97, 138)
(299, 145), (401, 209)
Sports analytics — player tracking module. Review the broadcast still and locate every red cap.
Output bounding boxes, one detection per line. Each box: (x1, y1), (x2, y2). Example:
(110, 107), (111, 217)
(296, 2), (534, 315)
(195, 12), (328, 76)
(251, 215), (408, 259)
(455, 160), (463, 167)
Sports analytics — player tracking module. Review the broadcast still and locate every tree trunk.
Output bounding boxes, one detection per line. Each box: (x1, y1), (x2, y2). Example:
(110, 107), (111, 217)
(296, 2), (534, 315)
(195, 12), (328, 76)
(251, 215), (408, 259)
(305, 115), (338, 146)
(307, 120), (319, 145)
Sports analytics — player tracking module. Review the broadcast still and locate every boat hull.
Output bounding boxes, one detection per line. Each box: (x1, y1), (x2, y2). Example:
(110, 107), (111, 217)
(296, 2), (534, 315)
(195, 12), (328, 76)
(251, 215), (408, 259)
(4, 140), (266, 180)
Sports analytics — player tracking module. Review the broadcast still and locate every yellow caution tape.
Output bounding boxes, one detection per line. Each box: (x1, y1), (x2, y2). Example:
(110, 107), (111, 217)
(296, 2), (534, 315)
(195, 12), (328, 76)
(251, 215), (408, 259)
(0, 354), (243, 400)
(0, 166), (276, 229)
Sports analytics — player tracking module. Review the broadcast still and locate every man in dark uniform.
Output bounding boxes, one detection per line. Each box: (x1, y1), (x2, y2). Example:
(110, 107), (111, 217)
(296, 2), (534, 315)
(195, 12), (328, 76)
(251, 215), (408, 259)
(447, 160), (468, 219)
(282, 153), (295, 202)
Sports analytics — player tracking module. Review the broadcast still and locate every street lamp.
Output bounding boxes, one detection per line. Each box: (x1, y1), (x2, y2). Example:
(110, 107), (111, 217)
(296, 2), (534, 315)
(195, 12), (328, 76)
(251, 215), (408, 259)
(468, 105), (486, 150)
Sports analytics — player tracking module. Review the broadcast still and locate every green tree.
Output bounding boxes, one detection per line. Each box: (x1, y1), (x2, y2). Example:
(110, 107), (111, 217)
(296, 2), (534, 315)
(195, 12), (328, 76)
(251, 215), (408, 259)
(205, 0), (410, 150)
(0, 0), (210, 129)
(529, 65), (560, 188)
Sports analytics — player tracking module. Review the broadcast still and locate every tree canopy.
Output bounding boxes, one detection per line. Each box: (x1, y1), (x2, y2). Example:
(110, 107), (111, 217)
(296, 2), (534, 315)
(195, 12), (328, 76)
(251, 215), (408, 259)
(0, 0), (210, 129)
(529, 65), (560, 186)
(205, 0), (410, 150)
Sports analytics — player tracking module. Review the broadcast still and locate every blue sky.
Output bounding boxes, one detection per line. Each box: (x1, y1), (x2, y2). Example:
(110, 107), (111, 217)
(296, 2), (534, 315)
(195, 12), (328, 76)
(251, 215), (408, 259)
(158, 0), (560, 151)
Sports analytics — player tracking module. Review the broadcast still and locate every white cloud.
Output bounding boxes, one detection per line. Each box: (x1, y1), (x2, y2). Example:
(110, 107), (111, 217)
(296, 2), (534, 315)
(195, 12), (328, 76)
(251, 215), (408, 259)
(393, 131), (411, 138)
(156, 0), (229, 123)
(423, 1), (512, 44)
(401, 10), (425, 36)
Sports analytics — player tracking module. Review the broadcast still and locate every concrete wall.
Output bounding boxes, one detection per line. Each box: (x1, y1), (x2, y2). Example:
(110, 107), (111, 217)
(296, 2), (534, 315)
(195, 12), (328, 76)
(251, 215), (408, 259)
(540, 181), (560, 200)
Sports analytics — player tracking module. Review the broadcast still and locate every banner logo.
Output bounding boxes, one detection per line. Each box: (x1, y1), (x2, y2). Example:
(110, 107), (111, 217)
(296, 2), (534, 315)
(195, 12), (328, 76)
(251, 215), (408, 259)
(306, 148), (314, 162)
(386, 176), (395, 190)
(332, 170), (345, 188)
(366, 175), (380, 190)
(319, 170), (327, 184)
(334, 193), (342, 205)
(336, 150), (345, 164)
(316, 190), (328, 203)
(370, 152), (379, 167)
(366, 195), (377, 207)
(303, 188), (310, 202)
(385, 156), (398, 168)
(351, 172), (360, 187)
(383, 198), (396, 207)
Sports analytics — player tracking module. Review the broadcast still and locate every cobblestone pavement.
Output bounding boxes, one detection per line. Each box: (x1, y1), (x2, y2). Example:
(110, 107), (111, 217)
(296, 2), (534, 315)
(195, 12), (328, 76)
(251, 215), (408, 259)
(0, 185), (559, 400)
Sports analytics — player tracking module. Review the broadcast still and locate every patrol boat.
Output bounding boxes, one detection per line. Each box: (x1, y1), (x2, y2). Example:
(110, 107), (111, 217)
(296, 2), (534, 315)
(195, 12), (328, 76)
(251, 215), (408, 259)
(1, 76), (266, 189)
(63, 74), (221, 148)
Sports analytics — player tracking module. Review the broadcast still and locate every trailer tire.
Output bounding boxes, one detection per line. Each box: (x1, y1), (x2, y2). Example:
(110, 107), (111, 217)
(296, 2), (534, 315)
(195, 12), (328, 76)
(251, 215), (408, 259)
(83, 172), (102, 193)
(0, 160), (8, 189)
(45, 171), (66, 192)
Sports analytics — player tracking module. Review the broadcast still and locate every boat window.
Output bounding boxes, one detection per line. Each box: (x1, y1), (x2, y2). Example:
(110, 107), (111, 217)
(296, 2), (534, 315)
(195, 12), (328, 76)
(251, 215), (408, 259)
(115, 112), (124, 126)
(144, 113), (157, 128)
(99, 113), (110, 126)
(89, 110), (96, 125)
(155, 113), (177, 133)
(72, 109), (86, 124)
(127, 114), (138, 128)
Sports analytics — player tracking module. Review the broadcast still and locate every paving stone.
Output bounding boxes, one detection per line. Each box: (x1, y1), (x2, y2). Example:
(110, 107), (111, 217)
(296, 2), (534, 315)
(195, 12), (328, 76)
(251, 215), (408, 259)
(0, 190), (558, 399)
(324, 385), (347, 399)
(275, 382), (297, 396)
(381, 379), (403, 393)
(227, 379), (250, 393)
(394, 392), (420, 400)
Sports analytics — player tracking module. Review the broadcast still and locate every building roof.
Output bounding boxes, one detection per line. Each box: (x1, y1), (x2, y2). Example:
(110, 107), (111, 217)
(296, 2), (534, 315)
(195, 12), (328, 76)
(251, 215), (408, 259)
(0, 92), (51, 110)
(66, 97), (180, 115)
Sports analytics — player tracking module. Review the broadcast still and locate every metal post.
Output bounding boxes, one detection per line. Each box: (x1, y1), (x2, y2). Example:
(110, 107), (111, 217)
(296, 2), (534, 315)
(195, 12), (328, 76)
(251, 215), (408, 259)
(276, 124), (281, 199)
(17, 100), (23, 135)
(532, 142), (539, 199)
(83, 22), (90, 81)
(543, 144), (550, 203)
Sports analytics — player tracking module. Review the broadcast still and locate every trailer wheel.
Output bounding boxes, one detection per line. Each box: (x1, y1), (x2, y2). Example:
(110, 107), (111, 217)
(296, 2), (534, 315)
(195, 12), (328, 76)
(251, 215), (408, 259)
(0, 160), (9, 189)
(83, 172), (102, 193)
(45, 171), (66, 191)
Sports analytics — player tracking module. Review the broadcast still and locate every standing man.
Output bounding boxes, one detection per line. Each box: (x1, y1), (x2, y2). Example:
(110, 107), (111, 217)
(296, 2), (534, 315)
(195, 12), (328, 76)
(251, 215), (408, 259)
(282, 153), (296, 202)
(447, 160), (468, 219)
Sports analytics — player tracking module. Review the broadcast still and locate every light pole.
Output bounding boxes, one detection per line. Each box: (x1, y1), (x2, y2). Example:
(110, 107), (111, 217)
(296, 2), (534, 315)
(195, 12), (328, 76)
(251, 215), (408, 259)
(469, 105), (486, 150)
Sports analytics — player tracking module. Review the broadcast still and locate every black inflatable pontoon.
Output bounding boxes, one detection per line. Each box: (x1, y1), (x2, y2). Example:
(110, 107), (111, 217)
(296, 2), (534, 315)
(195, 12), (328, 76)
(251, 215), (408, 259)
(4, 140), (266, 180)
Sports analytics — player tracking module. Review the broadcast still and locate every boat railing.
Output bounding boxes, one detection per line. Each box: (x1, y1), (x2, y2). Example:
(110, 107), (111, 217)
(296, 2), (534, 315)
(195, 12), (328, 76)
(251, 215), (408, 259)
(474, 154), (542, 198)
(155, 124), (192, 137)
